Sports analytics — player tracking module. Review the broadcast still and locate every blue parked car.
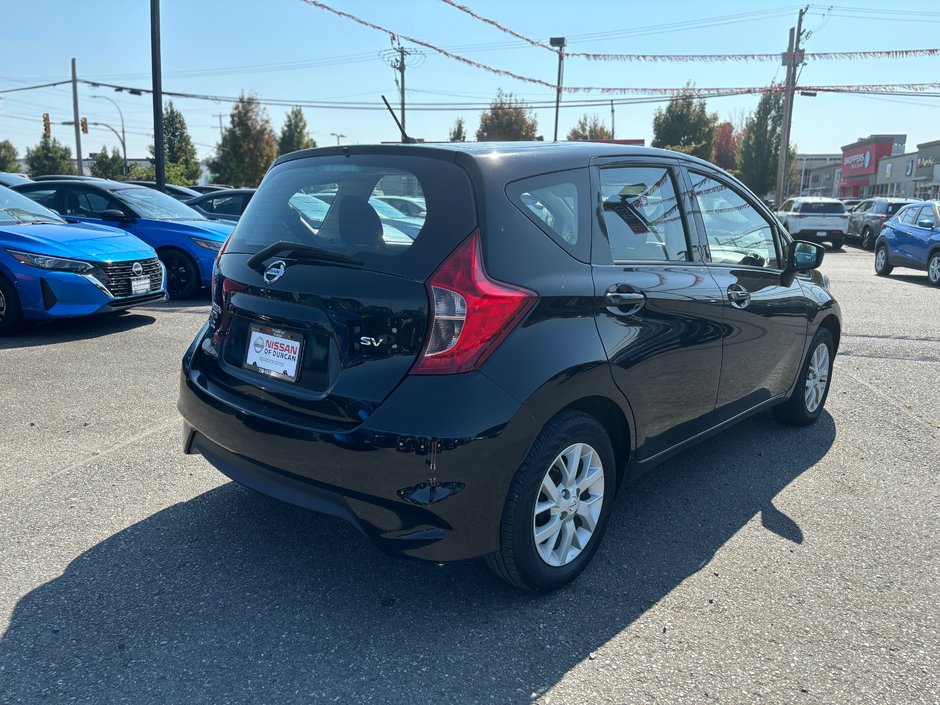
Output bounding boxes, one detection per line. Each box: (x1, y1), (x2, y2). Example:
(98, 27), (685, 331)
(13, 179), (233, 299)
(0, 185), (166, 335)
(874, 201), (940, 286)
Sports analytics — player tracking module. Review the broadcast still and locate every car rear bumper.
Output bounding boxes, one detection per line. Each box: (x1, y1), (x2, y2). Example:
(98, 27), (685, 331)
(792, 230), (846, 242)
(177, 340), (539, 562)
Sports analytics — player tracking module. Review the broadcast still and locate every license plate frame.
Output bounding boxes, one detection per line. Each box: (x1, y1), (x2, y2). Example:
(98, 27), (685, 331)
(243, 324), (304, 383)
(816, 231), (827, 238)
(130, 276), (150, 295)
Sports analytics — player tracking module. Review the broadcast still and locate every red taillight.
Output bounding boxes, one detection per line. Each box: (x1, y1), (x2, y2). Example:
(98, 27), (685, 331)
(209, 235), (232, 307)
(411, 229), (535, 375)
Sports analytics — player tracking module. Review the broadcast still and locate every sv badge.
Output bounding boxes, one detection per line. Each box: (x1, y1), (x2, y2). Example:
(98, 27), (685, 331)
(360, 336), (386, 347)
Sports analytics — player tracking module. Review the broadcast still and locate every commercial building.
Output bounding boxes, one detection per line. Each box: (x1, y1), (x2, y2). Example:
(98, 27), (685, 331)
(795, 154), (841, 196)
(838, 134), (907, 199)
(912, 140), (940, 200)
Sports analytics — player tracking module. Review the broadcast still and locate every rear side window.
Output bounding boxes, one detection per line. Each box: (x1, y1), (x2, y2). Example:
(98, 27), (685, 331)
(506, 168), (589, 262)
(230, 154), (476, 280)
(799, 201), (844, 214)
(899, 206), (918, 225)
(597, 165), (689, 262)
(885, 202), (907, 216)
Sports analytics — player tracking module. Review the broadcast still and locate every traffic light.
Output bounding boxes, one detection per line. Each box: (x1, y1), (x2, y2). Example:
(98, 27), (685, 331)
(42, 113), (51, 136)
(80, 117), (88, 134)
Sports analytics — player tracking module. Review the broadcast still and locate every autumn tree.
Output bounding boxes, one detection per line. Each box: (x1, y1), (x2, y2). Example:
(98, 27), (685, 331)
(0, 140), (18, 172)
(278, 106), (316, 155)
(567, 114), (612, 141)
(449, 117), (467, 142)
(737, 88), (784, 197)
(89, 146), (125, 180)
(208, 95), (278, 188)
(476, 90), (538, 141)
(651, 85), (717, 160)
(711, 122), (738, 171)
(25, 135), (76, 176)
(151, 101), (200, 183)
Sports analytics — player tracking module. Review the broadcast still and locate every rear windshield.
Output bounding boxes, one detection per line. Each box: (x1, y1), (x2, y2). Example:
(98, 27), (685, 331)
(798, 202), (844, 214)
(229, 154), (476, 280)
(885, 202), (909, 216)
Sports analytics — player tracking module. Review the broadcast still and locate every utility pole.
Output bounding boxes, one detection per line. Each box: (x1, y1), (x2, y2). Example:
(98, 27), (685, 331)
(550, 37), (566, 142)
(213, 113), (226, 140)
(150, 0), (165, 191)
(775, 6), (807, 207)
(610, 100), (615, 140)
(70, 58), (83, 175)
(398, 45), (406, 134)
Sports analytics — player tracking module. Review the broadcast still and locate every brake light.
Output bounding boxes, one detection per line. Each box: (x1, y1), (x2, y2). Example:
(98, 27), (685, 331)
(209, 234), (232, 307)
(411, 229), (535, 375)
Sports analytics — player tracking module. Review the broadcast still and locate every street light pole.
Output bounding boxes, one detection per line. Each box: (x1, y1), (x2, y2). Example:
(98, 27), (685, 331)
(550, 37), (566, 142)
(150, 0), (165, 191)
(330, 133), (346, 145)
(90, 95), (127, 175)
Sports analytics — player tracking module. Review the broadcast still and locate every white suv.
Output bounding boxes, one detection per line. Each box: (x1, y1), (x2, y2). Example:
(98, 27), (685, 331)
(776, 197), (849, 249)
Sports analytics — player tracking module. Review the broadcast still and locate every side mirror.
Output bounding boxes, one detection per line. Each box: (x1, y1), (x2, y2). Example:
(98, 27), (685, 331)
(782, 241), (824, 286)
(917, 219), (936, 229)
(100, 209), (128, 222)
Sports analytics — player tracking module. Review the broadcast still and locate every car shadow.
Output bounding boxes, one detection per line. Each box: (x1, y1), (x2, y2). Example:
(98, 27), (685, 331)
(0, 411), (836, 704)
(0, 311), (156, 349)
(890, 273), (935, 288)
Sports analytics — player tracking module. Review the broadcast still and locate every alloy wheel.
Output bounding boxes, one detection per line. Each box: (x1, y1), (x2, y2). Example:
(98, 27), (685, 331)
(164, 253), (190, 297)
(929, 255), (940, 285)
(0, 289), (6, 320)
(804, 343), (830, 414)
(533, 442), (605, 567)
(875, 248), (887, 272)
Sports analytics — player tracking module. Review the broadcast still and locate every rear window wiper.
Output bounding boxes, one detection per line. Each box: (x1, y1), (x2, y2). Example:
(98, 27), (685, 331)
(246, 240), (363, 272)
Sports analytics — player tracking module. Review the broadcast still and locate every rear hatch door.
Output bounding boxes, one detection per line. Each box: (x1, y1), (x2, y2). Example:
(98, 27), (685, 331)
(198, 151), (477, 430)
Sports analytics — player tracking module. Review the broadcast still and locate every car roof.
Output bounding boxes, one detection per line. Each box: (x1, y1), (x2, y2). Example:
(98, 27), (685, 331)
(187, 188), (255, 201)
(793, 196), (841, 202)
(273, 141), (722, 180)
(14, 179), (144, 192)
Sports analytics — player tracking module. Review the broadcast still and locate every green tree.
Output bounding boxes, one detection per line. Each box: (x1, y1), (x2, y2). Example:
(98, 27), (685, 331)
(736, 88), (784, 197)
(0, 140), (18, 172)
(89, 146), (125, 180)
(448, 117), (467, 142)
(278, 106), (316, 155)
(567, 113), (612, 141)
(208, 95), (278, 188)
(25, 135), (76, 176)
(126, 162), (190, 185)
(651, 84), (717, 160)
(476, 90), (538, 141)
(151, 101), (201, 183)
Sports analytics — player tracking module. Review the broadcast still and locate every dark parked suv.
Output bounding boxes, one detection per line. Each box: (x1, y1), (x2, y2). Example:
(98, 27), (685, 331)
(847, 197), (918, 250)
(178, 143), (841, 591)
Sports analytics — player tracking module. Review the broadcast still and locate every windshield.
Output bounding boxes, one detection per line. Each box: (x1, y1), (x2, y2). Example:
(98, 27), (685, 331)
(0, 186), (65, 225)
(113, 187), (206, 221)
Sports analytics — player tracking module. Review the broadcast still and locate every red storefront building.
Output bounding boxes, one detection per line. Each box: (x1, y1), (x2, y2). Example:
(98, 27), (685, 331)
(838, 134), (906, 198)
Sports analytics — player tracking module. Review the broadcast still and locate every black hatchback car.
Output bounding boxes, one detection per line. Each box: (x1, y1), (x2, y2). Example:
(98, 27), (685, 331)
(178, 143), (841, 591)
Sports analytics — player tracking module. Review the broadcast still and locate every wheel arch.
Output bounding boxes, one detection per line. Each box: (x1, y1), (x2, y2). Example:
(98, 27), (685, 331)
(551, 395), (632, 490)
(816, 313), (841, 354)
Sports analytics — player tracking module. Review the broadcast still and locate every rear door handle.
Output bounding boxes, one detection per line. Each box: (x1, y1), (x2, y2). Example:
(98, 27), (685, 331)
(727, 284), (751, 308)
(605, 291), (645, 306)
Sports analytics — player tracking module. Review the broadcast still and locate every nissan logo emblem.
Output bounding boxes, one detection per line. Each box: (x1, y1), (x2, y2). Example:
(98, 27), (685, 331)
(131, 262), (143, 276)
(264, 260), (287, 284)
(252, 337), (265, 354)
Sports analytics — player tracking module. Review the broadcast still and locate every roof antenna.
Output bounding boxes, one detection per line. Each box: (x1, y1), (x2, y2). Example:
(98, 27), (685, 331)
(381, 95), (417, 144)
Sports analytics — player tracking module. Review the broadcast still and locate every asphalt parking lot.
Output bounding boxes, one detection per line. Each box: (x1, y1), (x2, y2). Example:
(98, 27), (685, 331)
(1, 247), (938, 705)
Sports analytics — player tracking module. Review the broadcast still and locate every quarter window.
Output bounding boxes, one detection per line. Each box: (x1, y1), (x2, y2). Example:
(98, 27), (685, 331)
(690, 173), (780, 269)
(507, 169), (589, 261)
(597, 166), (689, 262)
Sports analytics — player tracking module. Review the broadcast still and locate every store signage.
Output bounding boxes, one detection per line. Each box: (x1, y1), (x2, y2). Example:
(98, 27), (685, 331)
(917, 156), (937, 169)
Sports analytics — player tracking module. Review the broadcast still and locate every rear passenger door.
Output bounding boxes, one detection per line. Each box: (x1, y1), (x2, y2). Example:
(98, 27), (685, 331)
(590, 159), (725, 461)
(682, 168), (809, 419)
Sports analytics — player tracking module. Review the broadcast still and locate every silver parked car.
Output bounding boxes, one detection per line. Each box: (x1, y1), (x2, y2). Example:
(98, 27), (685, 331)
(847, 197), (918, 250)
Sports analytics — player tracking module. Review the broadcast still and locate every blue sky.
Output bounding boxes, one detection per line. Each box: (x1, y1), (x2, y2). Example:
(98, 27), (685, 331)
(1, 0), (938, 164)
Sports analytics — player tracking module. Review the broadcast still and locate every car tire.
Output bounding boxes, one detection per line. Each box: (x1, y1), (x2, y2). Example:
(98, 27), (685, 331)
(928, 252), (940, 287)
(860, 226), (875, 250)
(160, 249), (200, 299)
(486, 411), (616, 592)
(874, 245), (893, 276)
(774, 327), (834, 427)
(0, 274), (24, 336)
(830, 237), (844, 250)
